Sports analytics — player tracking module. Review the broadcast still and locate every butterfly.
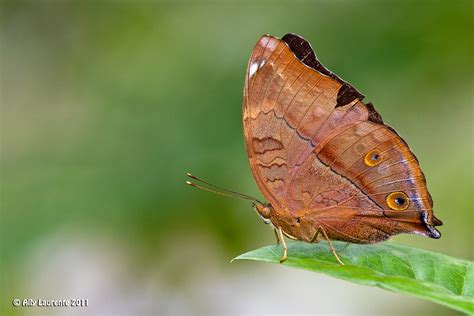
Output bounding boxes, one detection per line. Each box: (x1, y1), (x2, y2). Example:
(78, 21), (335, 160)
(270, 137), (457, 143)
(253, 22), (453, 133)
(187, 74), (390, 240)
(188, 33), (442, 265)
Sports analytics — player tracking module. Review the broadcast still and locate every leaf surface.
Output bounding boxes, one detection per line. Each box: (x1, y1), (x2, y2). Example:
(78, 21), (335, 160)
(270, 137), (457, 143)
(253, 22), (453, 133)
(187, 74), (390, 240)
(233, 241), (474, 314)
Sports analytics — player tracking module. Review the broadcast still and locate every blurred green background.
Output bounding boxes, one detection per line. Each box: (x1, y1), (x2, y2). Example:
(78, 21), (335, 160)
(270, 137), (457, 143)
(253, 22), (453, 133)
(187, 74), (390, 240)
(1, 1), (472, 315)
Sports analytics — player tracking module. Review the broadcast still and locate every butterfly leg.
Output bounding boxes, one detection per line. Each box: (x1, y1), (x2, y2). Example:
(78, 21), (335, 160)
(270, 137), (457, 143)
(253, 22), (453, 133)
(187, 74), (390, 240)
(311, 226), (344, 266)
(310, 228), (320, 243)
(276, 227), (287, 263)
(273, 228), (280, 245)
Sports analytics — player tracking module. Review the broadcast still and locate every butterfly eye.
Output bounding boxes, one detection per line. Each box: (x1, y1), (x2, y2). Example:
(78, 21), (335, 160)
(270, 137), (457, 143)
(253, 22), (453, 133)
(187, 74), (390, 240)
(386, 192), (410, 210)
(364, 149), (383, 167)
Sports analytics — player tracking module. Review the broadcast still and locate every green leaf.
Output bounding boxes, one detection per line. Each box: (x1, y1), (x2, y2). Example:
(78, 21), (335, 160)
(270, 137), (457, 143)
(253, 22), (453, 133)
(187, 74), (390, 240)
(233, 241), (474, 314)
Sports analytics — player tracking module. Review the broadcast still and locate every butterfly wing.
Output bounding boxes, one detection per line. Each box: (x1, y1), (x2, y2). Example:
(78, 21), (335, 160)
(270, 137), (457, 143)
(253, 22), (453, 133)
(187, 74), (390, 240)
(242, 34), (441, 243)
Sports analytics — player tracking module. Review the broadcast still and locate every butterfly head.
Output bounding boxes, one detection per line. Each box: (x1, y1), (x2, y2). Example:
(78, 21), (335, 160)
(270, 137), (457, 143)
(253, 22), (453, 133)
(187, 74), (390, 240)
(253, 202), (273, 224)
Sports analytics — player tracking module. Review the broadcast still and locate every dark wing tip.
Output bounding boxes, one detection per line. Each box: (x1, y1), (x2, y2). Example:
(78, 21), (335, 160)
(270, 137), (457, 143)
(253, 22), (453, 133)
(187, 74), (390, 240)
(365, 102), (384, 124)
(281, 33), (365, 108)
(420, 212), (442, 239)
(432, 215), (443, 226)
(428, 227), (442, 239)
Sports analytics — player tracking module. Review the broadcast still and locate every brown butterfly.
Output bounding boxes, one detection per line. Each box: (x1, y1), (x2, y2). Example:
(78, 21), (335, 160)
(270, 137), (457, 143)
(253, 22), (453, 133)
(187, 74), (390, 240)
(188, 33), (442, 265)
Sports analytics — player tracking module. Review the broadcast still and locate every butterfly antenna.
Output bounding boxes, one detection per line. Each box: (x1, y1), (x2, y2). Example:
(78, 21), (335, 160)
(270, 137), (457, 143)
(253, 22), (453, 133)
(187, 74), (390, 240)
(186, 173), (262, 203)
